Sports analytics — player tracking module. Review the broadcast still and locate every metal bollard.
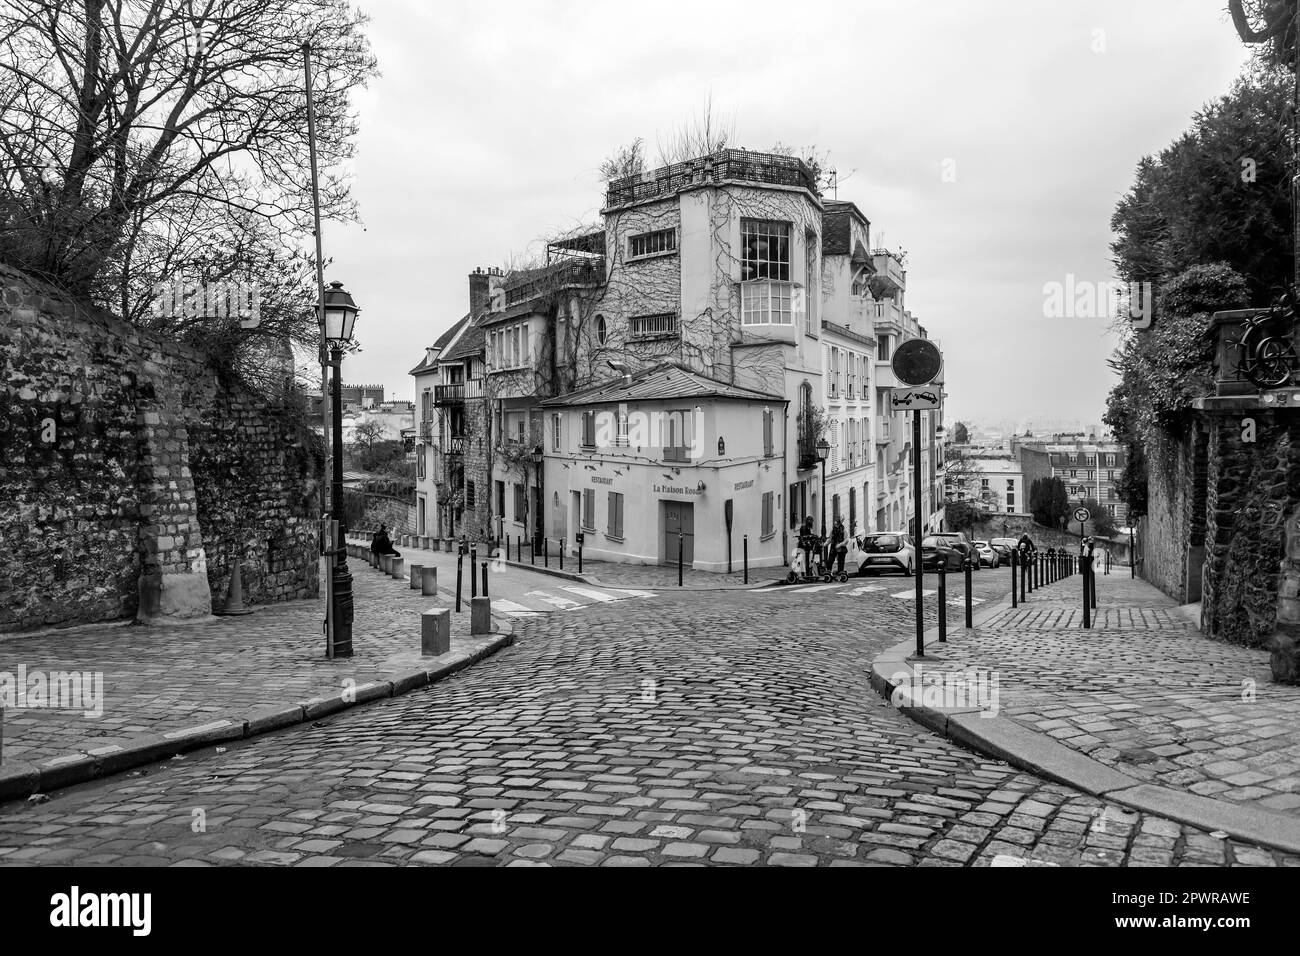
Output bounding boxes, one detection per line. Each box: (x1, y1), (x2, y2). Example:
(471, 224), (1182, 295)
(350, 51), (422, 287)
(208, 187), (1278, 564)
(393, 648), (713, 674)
(938, 564), (947, 642)
(1082, 555), (1093, 628)
(965, 559), (973, 628)
(421, 565), (438, 597)
(1010, 550), (1018, 609)
(578, 539), (584, 574)
(456, 552), (463, 613)
(544, 538), (549, 569)
(678, 532), (684, 587)
(743, 534), (749, 585)
(560, 539), (564, 571)
(471, 551), (478, 598)
(1090, 556), (1098, 610)
(481, 561), (488, 597)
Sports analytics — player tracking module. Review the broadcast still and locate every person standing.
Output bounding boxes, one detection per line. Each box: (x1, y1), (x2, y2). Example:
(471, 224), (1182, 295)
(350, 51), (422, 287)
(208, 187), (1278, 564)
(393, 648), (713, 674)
(830, 515), (847, 574)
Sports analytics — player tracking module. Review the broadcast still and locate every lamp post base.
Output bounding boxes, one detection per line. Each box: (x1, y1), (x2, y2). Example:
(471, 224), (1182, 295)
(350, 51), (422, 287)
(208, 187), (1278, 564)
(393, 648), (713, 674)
(330, 560), (354, 657)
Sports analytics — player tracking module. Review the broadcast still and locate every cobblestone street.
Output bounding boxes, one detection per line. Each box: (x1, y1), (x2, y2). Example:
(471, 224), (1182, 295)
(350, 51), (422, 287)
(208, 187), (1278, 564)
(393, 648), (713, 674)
(1, 578), (1292, 867)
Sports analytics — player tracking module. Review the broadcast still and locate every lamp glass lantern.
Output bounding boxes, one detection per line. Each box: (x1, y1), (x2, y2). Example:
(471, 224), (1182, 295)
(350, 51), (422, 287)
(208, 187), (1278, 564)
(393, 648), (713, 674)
(322, 281), (360, 348)
(815, 438), (831, 462)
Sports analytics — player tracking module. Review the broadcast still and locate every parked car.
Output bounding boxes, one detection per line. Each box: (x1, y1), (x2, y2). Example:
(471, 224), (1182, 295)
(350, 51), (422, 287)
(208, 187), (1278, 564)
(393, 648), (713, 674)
(989, 537), (1017, 563)
(920, 535), (965, 572)
(972, 540), (1000, 568)
(853, 532), (915, 576)
(932, 531), (977, 569)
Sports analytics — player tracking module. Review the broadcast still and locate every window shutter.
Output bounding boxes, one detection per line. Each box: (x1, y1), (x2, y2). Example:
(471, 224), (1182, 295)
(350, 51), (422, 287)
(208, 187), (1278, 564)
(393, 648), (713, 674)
(763, 410), (773, 457)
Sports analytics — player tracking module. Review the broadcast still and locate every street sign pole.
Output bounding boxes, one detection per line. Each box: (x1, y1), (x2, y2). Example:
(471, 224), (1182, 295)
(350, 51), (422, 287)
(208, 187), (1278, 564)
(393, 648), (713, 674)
(913, 407), (924, 658)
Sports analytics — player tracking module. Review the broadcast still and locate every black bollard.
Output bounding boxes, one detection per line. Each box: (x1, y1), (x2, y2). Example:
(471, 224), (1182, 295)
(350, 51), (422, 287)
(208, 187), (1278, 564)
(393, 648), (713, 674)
(1091, 556), (1098, 610)
(743, 535), (749, 585)
(1010, 550), (1018, 609)
(1082, 554), (1093, 628)
(471, 551), (477, 598)
(559, 539), (564, 571)
(530, 536), (535, 565)
(938, 564), (947, 642)
(481, 561), (488, 597)
(456, 551), (463, 613)
(544, 538), (549, 568)
(965, 558), (973, 628)
(1019, 551), (1027, 603)
(578, 539), (583, 574)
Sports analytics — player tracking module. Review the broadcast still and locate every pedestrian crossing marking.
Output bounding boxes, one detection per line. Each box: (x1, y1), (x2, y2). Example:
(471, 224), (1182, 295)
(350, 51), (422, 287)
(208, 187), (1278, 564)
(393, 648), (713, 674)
(560, 585), (620, 603)
(604, 588), (656, 598)
(849, 585), (885, 596)
(890, 589), (937, 600)
(492, 599), (543, 616)
(947, 597), (987, 607)
(793, 583), (850, 593)
(527, 590), (582, 609)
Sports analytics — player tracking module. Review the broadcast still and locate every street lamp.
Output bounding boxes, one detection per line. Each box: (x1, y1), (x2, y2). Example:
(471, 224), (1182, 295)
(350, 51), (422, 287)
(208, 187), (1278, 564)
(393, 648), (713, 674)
(531, 444), (544, 549)
(815, 437), (831, 539)
(323, 281), (359, 658)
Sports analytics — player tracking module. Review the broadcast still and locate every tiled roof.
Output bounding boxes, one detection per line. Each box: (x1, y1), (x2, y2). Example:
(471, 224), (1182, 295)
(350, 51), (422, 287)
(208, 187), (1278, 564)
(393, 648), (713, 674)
(541, 362), (784, 407)
(441, 316), (484, 362)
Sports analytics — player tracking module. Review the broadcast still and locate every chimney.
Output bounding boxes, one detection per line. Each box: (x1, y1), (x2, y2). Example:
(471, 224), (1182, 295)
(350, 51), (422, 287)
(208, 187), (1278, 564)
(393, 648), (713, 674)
(469, 267), (491, 317)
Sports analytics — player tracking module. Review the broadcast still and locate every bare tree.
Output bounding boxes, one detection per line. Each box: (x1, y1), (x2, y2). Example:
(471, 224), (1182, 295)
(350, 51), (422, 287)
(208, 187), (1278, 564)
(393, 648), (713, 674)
(655, 94), (735, 166)
(0, 0), (376, 317)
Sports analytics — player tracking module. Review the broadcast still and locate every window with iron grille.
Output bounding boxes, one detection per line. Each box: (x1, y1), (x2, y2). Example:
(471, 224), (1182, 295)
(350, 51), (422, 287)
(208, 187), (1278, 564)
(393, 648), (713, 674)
(607, 492), (624, 539)
(630, 313), (678, 338)
(582, 489), (595, 530)
(741, 219), (790, 280)
(628, 229), (676, 260)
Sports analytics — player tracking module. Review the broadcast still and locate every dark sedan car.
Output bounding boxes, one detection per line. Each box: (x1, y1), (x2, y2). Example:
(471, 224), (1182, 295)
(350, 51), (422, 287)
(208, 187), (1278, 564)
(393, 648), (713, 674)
(989, 537), (1017, 563)
(920, 535), (964, 572)
(932, 531), (977, 569)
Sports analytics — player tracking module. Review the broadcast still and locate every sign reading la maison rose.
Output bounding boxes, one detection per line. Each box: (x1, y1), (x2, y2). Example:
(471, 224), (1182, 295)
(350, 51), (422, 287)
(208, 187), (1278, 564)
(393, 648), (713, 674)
(654, 483), (704, 497)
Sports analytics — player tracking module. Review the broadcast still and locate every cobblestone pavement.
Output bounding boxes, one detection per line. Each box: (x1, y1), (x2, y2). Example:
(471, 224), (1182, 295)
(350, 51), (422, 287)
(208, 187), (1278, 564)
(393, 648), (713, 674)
(907, 574), (1300, 815)
(0, 570), (501, 767)
(1, 577), (1293, 866)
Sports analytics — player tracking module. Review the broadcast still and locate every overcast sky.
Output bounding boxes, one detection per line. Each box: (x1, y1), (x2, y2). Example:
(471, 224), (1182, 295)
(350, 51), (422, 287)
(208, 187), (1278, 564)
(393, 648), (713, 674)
(326, 0), (1253, 426)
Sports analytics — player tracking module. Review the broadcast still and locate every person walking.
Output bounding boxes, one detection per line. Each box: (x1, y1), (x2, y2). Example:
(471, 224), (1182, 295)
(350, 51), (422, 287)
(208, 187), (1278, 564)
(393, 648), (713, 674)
(798, 516), (816, 578)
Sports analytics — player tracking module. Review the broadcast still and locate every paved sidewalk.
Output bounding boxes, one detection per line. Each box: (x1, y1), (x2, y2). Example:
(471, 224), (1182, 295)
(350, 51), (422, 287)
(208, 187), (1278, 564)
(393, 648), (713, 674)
(883, 573), (1300, 820)
(0, 564), (511, 794)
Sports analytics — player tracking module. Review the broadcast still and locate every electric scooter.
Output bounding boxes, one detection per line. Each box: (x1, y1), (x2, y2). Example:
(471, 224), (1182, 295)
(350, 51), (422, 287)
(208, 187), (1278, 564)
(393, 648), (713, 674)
(786, 543), (849, 584)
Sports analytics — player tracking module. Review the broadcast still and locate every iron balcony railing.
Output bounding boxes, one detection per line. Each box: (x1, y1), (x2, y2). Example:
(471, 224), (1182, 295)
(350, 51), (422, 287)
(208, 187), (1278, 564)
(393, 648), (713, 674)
(605, 148), (820, 208)
(434, 380), (484, 405)
(504, 259), (606, 307)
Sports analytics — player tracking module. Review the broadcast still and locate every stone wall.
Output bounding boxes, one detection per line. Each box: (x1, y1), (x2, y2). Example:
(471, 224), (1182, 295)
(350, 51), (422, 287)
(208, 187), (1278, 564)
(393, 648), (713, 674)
(1202, 410), (1300, 648)
(343, 491), (416, 537)
(1139, 429), (1197, 603)
(0, 263), (323, 632)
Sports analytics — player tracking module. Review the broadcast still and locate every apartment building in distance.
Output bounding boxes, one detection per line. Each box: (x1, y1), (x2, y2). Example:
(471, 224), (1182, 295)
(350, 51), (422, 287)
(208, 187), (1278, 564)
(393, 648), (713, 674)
(1015, 433), (1129, 526)
(409, 147), (945, 570)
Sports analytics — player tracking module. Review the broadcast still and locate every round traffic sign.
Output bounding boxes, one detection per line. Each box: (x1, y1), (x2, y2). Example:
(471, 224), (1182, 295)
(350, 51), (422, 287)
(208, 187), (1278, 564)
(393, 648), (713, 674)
(890, 338), (943, 386)
(1074, 507), (1091, 522)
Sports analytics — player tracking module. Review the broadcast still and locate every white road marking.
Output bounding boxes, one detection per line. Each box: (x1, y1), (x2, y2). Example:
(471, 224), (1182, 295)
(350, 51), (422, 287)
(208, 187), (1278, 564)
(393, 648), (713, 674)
(603, 588), (656, 598)
(526, 590), (582, 609)
(561, 585), (622, 603)
(793, 584), (850, 593)
(848, 585), (885, 596)
(492, 599), (543, 616)
(890, 589), (937, 600)
(948, 597), (987, 607)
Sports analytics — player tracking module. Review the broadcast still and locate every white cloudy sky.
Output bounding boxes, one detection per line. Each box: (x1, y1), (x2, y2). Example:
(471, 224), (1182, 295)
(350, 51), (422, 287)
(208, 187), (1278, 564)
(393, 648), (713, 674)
(326, 0), (1254, 425)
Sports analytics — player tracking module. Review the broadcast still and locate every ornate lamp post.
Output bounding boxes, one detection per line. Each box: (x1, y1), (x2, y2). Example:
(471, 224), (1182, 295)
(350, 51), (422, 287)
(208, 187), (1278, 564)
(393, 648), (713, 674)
(530, 444), (545, 549)
(815, 437), (831, 539)
(323, 281), (359, 658)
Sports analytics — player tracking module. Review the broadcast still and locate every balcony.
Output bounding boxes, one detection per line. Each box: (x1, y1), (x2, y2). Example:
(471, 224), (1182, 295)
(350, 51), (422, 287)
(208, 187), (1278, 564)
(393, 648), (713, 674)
(869, 251), (906, 298)
(418, 421), (434, 442)
(605, 148), (819, 209)
(504, 259), (606, 307)
(434, 380), (484, 406)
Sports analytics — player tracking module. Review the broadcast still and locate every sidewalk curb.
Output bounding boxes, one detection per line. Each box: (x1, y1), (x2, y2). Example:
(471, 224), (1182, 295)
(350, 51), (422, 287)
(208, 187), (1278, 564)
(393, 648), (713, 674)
(866, 579), (1300, 856)
(0, 625), (516, 806)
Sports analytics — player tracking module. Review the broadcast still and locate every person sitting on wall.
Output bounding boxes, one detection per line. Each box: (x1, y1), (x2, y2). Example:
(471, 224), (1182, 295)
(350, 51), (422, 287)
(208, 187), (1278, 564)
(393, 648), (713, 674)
(371, 524), (401, 559)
